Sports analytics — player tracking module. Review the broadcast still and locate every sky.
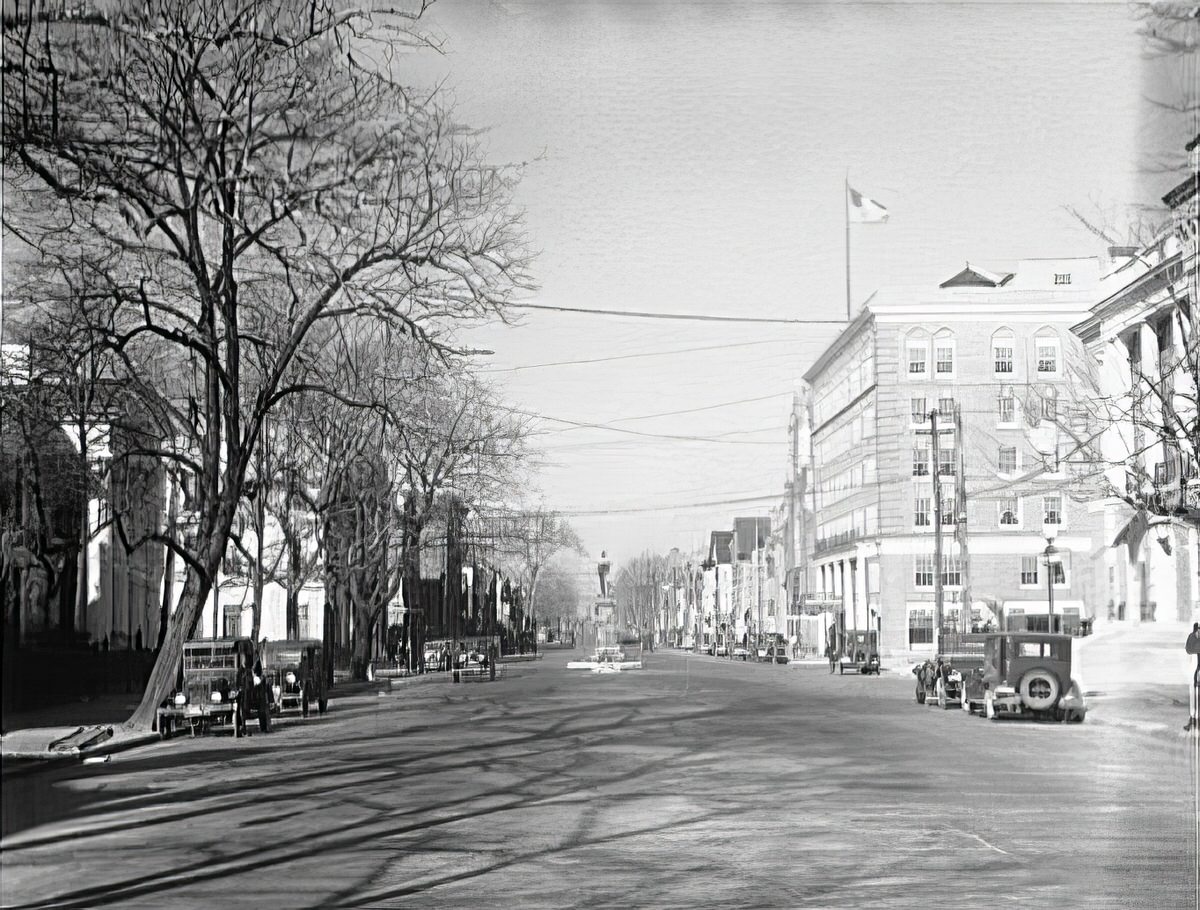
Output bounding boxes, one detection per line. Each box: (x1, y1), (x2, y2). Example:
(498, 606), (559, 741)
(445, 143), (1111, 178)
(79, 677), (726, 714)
(398, 0), (1182, 566)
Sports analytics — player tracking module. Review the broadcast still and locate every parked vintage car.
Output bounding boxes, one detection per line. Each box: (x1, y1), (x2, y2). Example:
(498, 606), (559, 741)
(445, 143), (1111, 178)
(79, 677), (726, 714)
(913, 657), (966, 708)
(839, 630), (881, 675)
(157, 638), (271, 738)
(732, 645), (752, 661)
(982, 632), (1087, 722)
(765, 644), (790, 665)
(261, 639), (328, 717)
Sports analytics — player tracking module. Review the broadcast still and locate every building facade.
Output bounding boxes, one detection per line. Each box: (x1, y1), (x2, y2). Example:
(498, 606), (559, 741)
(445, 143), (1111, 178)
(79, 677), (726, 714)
(1071, 142), (1200, 623)
(805, 259), (1110, 655)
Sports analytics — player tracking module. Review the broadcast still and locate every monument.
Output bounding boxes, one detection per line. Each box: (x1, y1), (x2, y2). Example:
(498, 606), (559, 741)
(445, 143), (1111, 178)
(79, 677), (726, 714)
(595, 551), (616, 645)
(597, 550), (611, 599)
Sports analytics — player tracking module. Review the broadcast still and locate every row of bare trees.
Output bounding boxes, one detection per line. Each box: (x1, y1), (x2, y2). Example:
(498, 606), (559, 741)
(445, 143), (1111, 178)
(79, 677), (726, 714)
(0, 0), (582, 728)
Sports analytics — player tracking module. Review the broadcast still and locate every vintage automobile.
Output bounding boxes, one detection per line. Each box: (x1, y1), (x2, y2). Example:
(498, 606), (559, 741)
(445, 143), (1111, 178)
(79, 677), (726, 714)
(981, 632), (1087, 722)
(765, 644), (790, 665)
(913, 657), (965, 708)
(261, 639), (328, 717)
(157, 638), (271, 738)
(732, 645), (752, 661)
(839, 630), (881, 675)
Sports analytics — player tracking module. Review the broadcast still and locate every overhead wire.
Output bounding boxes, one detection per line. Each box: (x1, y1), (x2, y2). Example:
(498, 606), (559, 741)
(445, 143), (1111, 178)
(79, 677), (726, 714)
(508, 301), (848, 325)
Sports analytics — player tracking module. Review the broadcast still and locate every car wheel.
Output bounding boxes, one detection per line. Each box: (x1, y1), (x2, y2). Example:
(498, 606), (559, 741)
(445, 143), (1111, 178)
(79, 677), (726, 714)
(158, 714), (172, 740)
(839, 664), (844, 675)
(1018, 669), (1061, 711)
(916, 685), (926, 705)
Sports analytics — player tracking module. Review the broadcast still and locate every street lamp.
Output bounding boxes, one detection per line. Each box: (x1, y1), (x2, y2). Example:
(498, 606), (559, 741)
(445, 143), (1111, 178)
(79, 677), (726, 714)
(1043, 534), (1059, 633)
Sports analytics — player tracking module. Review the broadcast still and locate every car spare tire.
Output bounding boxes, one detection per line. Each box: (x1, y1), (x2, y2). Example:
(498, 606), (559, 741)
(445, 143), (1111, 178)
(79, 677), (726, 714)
(1019, 669), (1060, 711)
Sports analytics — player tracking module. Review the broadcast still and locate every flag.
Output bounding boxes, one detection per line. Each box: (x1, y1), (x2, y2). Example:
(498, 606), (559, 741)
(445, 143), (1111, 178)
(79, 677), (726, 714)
(847, 185), (889, 223)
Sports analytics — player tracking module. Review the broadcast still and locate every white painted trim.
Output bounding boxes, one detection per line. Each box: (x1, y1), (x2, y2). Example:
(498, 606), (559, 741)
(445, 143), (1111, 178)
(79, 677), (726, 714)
(878, 535), (1092, 556)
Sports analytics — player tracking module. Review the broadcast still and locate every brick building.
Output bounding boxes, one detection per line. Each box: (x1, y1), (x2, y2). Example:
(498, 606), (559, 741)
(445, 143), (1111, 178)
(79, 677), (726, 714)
(803, 259), (1110, 655)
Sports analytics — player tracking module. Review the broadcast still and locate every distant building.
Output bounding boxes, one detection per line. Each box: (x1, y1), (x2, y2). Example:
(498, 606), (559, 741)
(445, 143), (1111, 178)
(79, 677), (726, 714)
(804, 259), (1109, 654)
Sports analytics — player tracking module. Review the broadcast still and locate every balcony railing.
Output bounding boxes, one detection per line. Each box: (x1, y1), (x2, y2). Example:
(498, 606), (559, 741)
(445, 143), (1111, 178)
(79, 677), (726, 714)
(814, 528), (864, 555)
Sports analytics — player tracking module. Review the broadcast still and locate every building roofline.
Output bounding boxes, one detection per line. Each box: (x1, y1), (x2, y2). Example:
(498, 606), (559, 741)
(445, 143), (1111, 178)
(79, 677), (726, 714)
(1070, 250), (1184, 343)
(801, 308), (873, 382)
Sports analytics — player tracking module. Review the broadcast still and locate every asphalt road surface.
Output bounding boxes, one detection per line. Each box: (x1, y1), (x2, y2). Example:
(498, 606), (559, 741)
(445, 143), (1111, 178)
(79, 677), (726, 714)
(2, 652), (1197, 909)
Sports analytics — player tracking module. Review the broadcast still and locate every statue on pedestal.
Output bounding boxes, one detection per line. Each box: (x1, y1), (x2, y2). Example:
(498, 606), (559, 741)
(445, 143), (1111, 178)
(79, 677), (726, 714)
(597, 551), (611, 599)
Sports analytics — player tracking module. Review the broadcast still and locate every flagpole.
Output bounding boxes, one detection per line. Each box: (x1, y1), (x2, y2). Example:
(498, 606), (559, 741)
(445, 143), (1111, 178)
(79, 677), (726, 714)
(844, 174), (852, 321)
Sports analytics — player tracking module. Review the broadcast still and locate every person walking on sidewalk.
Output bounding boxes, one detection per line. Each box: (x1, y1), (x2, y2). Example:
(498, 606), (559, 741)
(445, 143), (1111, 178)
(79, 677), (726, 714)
(1185, 623), (1200, 731)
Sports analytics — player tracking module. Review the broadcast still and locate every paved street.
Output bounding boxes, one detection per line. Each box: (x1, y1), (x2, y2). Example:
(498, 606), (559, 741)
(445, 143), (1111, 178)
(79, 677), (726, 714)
(2, 653), (1197, 909)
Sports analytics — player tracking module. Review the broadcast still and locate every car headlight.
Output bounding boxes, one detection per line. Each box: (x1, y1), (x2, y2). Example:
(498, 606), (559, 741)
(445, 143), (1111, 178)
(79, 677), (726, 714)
(210, 691), (223, 704)
(272, 684), (282, 699)
(285, 671), (297, 685)
(173, 692), (187, 706)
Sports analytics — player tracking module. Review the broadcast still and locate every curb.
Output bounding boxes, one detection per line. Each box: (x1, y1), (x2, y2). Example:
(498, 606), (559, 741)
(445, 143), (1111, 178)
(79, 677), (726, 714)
(2, 730), (160, 765)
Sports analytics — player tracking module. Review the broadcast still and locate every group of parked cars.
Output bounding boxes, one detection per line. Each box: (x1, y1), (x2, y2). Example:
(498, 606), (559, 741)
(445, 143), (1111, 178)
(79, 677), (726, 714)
(702, 640), (791, 664)
(914, 631), (1087, 723)
(156, 637), (330, 738)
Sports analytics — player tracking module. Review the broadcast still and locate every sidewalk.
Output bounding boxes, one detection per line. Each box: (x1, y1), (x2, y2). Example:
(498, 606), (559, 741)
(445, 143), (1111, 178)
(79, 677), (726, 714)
(1, 668), (521, 765)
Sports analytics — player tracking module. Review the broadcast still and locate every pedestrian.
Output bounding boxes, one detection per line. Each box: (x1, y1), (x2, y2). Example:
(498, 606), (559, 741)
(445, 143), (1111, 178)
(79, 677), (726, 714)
(827, 639), (837, 674)
(1185, 622), (1200, 731)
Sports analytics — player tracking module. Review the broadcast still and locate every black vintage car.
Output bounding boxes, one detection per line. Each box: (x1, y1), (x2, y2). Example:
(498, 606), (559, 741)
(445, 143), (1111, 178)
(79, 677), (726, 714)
(157, 638), (272, 738)
(261, 639), (329, 716)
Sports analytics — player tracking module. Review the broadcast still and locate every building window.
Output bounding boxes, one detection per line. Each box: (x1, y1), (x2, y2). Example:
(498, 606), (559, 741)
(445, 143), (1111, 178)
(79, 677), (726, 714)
(999, 497), (1019, 526)
(940, 495), (957, 526)
(1036, 338), (1059, 375)
(1041, 391), (1057, 422)
(937, 444), (955, 476)
(913, 444), (930, 476)
(994, 345), (1014, 374)
(1020, 556), (1039, 585)
(908, 343), (928, 377)
(914, 554), (935, 587)
(1051, 561), (1066, 585)
(935, 342), (955, 375)
(1054, 273), (1072, 285)
(908, 609), (934, 646)
(1043, 494), (1062, 525)
(297, 603), (310, 639)
(222, 605), (241, 638)
(937, 396), (955, 421)
(998, 446), (1017, 475)
(998, 393), (1016, 425)
(911, 397), (928, 425)
(914, 495), (931, 526)
(941, 555), (962, 587)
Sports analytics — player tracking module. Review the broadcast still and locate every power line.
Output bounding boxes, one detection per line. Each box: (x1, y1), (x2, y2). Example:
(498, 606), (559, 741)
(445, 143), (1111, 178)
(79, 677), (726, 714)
(479, 338), (811, 373)
(509, 302), (848, 325)
(557, 492), (784, 517)
(610, 392), (791, 424)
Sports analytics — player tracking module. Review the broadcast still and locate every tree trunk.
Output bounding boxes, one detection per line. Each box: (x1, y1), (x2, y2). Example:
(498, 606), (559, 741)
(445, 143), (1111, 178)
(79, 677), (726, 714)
(125, 497), (235, 730)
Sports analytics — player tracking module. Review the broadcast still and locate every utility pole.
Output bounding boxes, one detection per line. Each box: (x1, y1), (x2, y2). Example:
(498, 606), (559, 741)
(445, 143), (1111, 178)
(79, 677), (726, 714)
(955, 402), (972, 635)
(928, 409), (945, 655)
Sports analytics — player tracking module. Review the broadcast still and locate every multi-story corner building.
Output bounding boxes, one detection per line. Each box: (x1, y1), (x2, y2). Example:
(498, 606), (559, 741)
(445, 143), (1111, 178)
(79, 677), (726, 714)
(804, 258), (1110, 655)
(700, 530), (733, 651)
(1071, 141), (1199, 623)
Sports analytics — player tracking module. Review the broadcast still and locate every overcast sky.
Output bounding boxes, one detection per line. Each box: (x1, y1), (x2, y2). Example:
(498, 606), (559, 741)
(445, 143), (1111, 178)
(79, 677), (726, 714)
(401, 1), (1180, 566)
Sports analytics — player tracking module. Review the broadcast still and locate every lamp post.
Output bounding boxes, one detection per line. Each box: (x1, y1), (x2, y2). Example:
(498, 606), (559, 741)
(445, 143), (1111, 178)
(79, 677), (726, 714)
(1043, 534), (1058, 634)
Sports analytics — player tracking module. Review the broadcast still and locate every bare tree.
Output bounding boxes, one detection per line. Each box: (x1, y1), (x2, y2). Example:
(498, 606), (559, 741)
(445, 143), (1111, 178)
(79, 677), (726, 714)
(2, 0), (532, 729)
(508, 508), (583, 632)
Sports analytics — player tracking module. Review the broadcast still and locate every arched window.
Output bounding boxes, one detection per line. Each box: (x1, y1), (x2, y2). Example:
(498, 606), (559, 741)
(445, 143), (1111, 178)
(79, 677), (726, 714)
(991, 328), (1015, 375)
(1034, 328), (1061, 377)
(933, 328), (956, 377)
(905, 329), (929, 379)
